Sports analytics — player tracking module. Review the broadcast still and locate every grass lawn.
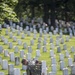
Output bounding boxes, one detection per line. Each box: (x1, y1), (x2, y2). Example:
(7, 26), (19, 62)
(0, 28), (75, 75)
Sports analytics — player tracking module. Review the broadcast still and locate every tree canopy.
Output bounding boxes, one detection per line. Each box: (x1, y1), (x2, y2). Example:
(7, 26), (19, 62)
(0, 0), (75, 27)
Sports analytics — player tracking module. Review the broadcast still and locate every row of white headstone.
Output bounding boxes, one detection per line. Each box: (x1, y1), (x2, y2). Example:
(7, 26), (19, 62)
(0, 64), (27, 75)
(0, 59), (75, 75)
(3, 22), (75, 36)
(0, 24), (75, 75)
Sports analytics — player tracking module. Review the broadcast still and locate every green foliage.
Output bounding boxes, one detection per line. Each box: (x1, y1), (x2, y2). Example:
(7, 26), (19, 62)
(0, 0), (75, 24)
(0, 1), (18, 24)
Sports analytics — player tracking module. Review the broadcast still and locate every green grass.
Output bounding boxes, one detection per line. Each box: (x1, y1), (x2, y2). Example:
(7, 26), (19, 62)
(0, 28), (75, 75)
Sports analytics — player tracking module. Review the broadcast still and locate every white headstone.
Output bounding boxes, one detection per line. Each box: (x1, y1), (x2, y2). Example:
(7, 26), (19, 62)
(57, 46), (61, 53)
(68, 58), (73, 67)
(49, 32), (52, 37)
(60, 29), (62, 33)
(74, 54), (75, 62)
(37, 43), (41, 49)
(39, 32), (42, 37)
(33, 34), (36, 40)
(0, 46), (3, 53)
(0, 24), (2, 31)
(13, 36), (17, 42)
(13, 23), (16, 28)
(8, 64), (14, 75)
(4, 23), (7, 28)
(53, 30), (57, 35)
(63, 68), (69, 75)
(50, 43), (54, 49)
(65, 36), (69, 42)
(5, 30), (8, 35)
(59, 53), (64, 61)
(56, 28), (58, 33)
(4, 38), (8, 44)
(50, 38), (53, 43)
(59, 32), (63, 38)
(51, 57), (56, 64)
(56, 40), (59, 46)
(60, 38), (64, 44)
(21, 33), (25, 39)
(42, 61), (46, 69)
(6, 25), (9, 28)
(30, 40), (34, 45)
(10, 52), (15, 62)
(30, 28), (33, 32)
(2, 60), (8, 70)
(71, 65), (75, 75)
(9, 42), (13, 49)
(14, 46), (19, 53)
(51, 64), (57, 73)
(33, 29), (37, 34)
(63, 44), (67, 50)
(15, 57), (20, 65)
(0, 57), (2, 65)
(38, 37), (42, 43)
(28, 46), (32, 53)
(43, 40), (47, 45)
(39, 28), (42, 35)
(23, 72), (27, 75)
(44, 36), (47, 41)
(71, 46), (75, 53)
(64, 28), (67, 34)
(43, 46), (47, 52)
(17, 39), (22, 45)
(44, 30), (47, 34)
(26, 53), (31, 61)
(22, 65), (27, 70)
(33, 25), (36, 29)
(16, 25), (20, 30)
(65, 50), (69, 58)
(36, 50), (40, 57)
(9, 32), (13, 38)
(17, 30), (20, 36)
(69, 33), (73, 38)
(11, 28), (15, 33)
(27, 31), (30, 36)
(20, 50), (25, 58)
(20, 27), (23, 32)
(51, 26), (54, 31)
(50, 50), (54, 57)
(4, 50), (9, 57)
(20, 22), (23, 27)
(48, 72), (56, 75)
(0, 72), (4, 75)
(23, 43), (27, 49)
(46, 27), (49, 32)
(24, 29), (27, 34)
(74, 32), (75, 36)
(60, 61), (65, 70)
(14, 68), (20, 75)
(1, 35), (4, 42)
(56, 36), (59, 40)
(42, 68), (47, 75)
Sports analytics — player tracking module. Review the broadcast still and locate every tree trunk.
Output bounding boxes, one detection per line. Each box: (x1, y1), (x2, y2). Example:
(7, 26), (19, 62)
(51, 0), (56, 28)
(43, 4), (49, 24)
(64, 3), (69, 23)
(31, 5), (35, 19)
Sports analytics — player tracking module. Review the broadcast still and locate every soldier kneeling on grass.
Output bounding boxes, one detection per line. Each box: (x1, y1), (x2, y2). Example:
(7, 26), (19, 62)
(21, 58), (41, 65)
(21, 59), (28, 65)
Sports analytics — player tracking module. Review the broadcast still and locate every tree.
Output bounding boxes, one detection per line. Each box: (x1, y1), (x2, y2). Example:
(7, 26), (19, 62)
(0, 0), (18, 24)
